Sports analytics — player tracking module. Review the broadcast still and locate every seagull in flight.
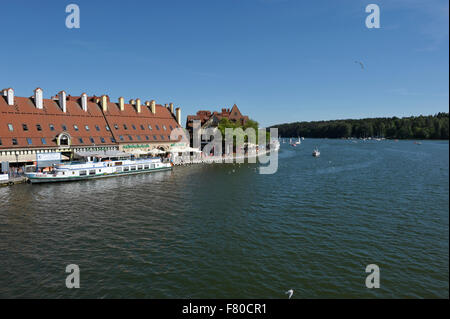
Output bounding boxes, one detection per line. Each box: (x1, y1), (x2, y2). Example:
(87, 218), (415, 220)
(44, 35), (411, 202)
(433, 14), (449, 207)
(355, 61), (365, 70)
(285, 289), (294, 299)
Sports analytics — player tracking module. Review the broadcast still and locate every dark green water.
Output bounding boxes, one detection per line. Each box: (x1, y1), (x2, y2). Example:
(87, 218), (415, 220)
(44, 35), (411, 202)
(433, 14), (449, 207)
(0, 139), (448, 298)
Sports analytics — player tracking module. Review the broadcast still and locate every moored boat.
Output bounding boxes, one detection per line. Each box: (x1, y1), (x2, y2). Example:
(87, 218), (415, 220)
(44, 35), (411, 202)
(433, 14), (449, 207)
(25, 151), (172, 184)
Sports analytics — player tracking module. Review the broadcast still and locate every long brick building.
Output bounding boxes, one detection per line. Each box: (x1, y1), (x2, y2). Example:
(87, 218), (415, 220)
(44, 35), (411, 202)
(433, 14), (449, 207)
(0, 88), (183, 167)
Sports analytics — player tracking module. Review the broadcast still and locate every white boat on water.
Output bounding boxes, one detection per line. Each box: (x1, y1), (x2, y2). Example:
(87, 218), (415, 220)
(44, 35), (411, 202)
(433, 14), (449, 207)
(294, 137), (301, 145)
(25, 150), (172, 184)
(312, 148), (320, 157)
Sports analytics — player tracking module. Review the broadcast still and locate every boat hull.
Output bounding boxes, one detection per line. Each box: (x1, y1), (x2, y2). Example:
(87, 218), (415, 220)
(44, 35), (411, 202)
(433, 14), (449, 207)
(27, 166), (172, 184)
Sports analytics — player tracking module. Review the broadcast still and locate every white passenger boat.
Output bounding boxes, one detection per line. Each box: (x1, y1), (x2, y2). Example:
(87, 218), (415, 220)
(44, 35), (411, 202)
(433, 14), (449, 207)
(25, 151), (172, 184)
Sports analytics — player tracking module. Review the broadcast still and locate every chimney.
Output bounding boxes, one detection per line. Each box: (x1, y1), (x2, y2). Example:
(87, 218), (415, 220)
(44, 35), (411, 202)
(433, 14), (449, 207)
(145, 101), (150, 106)
(136, 98), (141, 113)
(129, 99), (135, 105)
(150, 100), (156, 114)
(5, 88), (14, 106)
(119, 97), (125, 111)
(169, 102), (174, 114)
(101, 95), (108, 112)
(34, 88), (43, 109)
(176, 107), (181, 126)
(58, 91), (67, 112)
(81, 93), (88, 112)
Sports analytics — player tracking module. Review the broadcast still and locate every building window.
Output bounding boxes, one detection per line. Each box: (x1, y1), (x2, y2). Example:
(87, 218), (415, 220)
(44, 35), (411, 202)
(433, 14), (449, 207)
(234, 112), (238, 116)
(95, 125), (100, 131)
(12, 138), (18, 145)
(0, 138), (2, 145)
(79, 138), (84, 143)
(114, 124), (119, 130)
(128, 135), (133, 141)
(49, 124), (55, 131)
(41, 138), (47, 145)
(155, 125), (160, 130)
(169, 125), (173, 130)
(85, 125), (90, 131)
(145, 135), (149, 140)
(132, 125), (136, 130)
(62, 124), (67, 131)
(27, 138), (33, 145)
(136, 135), (141, 141)
(100, 137), (105, 143)
(123, 124), (128, 130)
(22, 124), (28, 131)
(140, 124), (145, 130)
(148, 125), (152, 130)
(119, 135), (124, 141)
(153, 135), (157, 140)
(73, 125), (79, 131)
(106, 125), (110, 131)
(36, 124), (42, 131)
(8, 124), (13, 131)
(163, 125), (167, 130)
(110, 137), (116, 143)
(89, 137), (95, 143)
(160, 135), (165, 140)
(167, 135), (171, 140)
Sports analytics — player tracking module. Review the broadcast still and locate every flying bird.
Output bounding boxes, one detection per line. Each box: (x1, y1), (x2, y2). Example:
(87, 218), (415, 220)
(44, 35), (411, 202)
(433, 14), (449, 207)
(285, 289), (294, 299)
(355, 61), (365, 70)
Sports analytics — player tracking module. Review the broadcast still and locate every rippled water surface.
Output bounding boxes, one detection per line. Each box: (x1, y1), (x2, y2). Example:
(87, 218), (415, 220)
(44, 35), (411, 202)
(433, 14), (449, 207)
(0, 139), (448, 298)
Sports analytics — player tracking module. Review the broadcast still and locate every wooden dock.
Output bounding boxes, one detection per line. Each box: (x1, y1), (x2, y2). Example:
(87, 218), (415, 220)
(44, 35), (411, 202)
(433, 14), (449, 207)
(0, 176), (28, 187)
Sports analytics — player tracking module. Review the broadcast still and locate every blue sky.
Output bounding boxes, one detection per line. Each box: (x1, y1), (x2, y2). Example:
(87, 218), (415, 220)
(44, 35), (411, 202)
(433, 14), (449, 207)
(0, 0), (448, 127)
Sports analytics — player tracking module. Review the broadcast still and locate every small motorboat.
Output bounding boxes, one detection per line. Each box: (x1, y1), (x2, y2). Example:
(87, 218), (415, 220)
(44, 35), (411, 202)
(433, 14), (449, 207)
(312, 148), (320, 157)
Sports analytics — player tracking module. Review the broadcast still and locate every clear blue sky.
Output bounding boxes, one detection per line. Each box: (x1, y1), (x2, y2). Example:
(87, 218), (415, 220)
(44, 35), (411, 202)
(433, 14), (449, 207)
(0, 0), (448, 127)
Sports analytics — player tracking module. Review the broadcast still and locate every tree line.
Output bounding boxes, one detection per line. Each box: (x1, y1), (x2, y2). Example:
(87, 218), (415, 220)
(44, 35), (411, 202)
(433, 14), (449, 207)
(270, 113), (449, 139)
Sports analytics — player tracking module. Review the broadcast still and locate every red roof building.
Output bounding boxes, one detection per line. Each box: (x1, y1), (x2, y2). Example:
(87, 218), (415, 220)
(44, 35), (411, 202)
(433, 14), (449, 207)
(0, 88), (183, 166)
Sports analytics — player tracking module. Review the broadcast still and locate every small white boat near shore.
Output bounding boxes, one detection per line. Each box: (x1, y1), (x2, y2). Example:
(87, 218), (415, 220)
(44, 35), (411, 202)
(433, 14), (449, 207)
(312, 148), (320, 157)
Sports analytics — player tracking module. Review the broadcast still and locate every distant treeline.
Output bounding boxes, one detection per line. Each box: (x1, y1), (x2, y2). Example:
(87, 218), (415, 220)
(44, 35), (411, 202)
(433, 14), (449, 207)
(271, 113), (449, 139)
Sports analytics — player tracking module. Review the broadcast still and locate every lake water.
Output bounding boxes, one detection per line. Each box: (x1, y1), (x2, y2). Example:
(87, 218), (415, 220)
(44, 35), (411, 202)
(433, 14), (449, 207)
(0, 139), (448, 298)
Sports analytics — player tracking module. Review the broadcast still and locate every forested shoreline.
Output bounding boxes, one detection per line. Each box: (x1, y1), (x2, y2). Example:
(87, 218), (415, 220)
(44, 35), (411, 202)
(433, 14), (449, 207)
(271, 113), (449, 139)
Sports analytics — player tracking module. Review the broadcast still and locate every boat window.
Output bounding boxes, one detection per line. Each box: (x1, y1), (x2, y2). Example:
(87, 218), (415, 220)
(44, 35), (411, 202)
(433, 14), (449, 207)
(144, 165), (149, 169)
(79, 171), (87, 176)
(115, 162), (122, 166)
(137, 165), (143, 170)
(123, 167), (129, 172)
(89, 170), (96, 175)
(115, 167), (122, 173)
(130, 166), (136, 171)
(22, 124), (28, 131)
